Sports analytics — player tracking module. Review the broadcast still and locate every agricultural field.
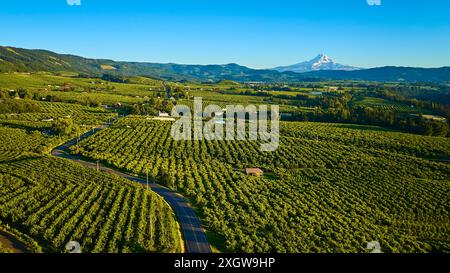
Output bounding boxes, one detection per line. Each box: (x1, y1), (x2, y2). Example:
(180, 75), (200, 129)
(0, 73), (161, 106)
(74, 116), (450, 253)
(351, 96), (433, 114)
(0, 73), (164, 97)
(0, 100), (116, 128)
(2, 0), (450, 262)
(0, 72), (449, 254)
(0, 155), (182, 253)
(0, 108), (182, 253)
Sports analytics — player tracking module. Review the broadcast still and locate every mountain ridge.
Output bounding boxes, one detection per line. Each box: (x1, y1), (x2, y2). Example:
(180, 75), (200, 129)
(0, 46), (308, 82)
(0, 46), (448, 83)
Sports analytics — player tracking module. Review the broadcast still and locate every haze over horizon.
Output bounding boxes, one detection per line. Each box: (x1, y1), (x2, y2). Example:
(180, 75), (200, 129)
(0, 0), (449, 69)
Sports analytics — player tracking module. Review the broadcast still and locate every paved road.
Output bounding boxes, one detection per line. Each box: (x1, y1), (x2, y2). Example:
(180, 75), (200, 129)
(51, 124), (212, 253)
(0, 231), (29, 253)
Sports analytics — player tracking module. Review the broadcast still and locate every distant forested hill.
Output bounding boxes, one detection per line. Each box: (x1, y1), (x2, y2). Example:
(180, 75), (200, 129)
(303, 66), (450, 82)
(0, 46), (102, 74)
(0, 46), (305, 82)
(1, 46), (449, 83)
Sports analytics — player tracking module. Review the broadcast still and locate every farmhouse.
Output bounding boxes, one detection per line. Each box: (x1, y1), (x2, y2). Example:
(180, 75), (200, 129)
(244, 168), (264, 177)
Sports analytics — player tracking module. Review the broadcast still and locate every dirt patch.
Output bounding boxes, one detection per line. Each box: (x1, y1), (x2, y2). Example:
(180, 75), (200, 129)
(101, 65), (117, 70)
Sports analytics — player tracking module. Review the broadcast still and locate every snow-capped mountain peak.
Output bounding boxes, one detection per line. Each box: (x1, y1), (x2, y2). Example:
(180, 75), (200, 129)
(314, 53), (333, 63)
(311, 54), (335, 68)
(273, 54), (358, 73)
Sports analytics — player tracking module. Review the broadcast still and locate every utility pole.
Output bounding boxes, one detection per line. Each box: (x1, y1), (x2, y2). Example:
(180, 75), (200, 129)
(96, 159), (100, 171)
(146, 168), (149, 191)
(76, 127), (81, 153)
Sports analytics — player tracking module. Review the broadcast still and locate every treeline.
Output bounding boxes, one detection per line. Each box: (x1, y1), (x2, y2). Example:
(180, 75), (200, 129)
(268, 90), (449, 137)
(284, 106), (449, 137)
(0, 88), (34, 100)
(0, 88), (104, 108)
(129, 84), (187, 115)
(223, 88), (450, 136)
(129, 97), (174, 115)
(225, 89), (352, 109)
(370, 90), (450, 119)
(51, 117), (80, 136)
(384, 84), (450, 107)
(0, 99), (41, 114)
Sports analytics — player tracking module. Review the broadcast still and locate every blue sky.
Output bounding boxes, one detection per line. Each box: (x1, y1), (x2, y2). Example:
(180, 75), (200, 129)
(0, 0), (449, 68)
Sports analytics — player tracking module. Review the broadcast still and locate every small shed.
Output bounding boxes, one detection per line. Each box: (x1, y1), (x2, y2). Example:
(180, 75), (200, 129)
(244, 168), (264, 177)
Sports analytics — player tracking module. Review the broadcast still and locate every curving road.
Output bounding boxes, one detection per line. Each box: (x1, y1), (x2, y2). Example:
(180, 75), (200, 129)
(51, 123), (211, 253)
(0, 231), (29, 253)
